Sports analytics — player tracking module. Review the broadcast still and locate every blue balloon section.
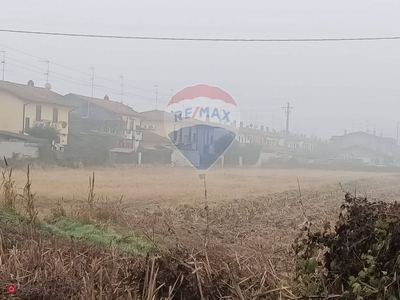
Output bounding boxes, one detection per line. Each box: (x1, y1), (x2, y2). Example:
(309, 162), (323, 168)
(168, 124), (236, 170)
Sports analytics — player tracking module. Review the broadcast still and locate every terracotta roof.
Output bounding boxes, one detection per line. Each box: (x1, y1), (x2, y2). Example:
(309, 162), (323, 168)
(0, 81), (74, 107)
(68, 94), (143, 118)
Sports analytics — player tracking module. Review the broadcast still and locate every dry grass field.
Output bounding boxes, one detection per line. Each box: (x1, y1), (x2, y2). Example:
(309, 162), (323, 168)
(9, 165), (400, 268)
(2, 166), (400, 299)
(8, 166), (396, 213)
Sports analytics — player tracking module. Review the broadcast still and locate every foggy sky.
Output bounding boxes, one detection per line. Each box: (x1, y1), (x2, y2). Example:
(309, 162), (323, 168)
(1, 0), (400, 140)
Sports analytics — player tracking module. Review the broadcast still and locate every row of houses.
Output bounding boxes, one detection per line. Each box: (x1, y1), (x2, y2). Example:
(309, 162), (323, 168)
(0, 80), (397, 167)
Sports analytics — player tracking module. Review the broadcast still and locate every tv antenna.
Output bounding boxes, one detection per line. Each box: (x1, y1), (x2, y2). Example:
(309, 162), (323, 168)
(90, 67), (94, 98)
(1, 50), (5, 81)
(40, 60), (50, 83)
(119, 76), (124, 104)
(154, 84), (158, 110)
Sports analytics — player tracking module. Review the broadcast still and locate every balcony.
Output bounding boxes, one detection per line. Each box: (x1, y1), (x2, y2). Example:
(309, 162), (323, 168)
(32, 120), (68, 131)
(82, 118), (124, 137)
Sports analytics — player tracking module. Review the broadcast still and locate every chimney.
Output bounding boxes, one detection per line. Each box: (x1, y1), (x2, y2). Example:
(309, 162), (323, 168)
(206, 115), (209, 123)
(27, 80), (34, 86)
(266, 127), (269, 132)
(344, 129), (347, 135)
(240, 122), (243, 128)
(232, 120), (237, 127)
(104, 95), (109, 101)
(260, 125), (264, 131)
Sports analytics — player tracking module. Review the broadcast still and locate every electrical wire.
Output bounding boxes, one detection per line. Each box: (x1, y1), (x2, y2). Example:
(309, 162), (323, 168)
(1, 43), (288, 110)
(0, 43), (172, 97)
(1, 29), (400, 42)
(5, 61), (167, 104)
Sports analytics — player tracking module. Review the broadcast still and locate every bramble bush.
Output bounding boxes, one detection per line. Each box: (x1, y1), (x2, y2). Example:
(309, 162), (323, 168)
(294, 192), (400, 299)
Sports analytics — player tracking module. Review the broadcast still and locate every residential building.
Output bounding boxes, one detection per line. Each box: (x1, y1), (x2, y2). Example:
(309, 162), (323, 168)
(0, 130), (44, 159)
(234, 122), (325, 163)
(139, 109), (237, 168)
(138, 110), (172, 138)
(0, 80), (74, 145)
(61, 94), (144, 153)
(330, 131), (396, 165)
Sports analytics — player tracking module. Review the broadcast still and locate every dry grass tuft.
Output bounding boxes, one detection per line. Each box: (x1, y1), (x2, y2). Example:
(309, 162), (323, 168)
(19, 165), (38, 225)
(1, 157), (17, 211)
(0, 220), (290, 300)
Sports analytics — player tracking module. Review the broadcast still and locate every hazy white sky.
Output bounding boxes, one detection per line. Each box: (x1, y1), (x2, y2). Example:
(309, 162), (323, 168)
(1, 0), (400, 139)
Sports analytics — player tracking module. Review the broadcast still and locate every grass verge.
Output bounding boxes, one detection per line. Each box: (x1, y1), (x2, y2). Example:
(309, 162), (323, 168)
(40, 217), (154, 255)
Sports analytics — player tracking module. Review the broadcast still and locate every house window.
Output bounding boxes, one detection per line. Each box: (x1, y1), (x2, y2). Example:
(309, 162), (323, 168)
(36, 105), (42, 121)
(53, 107), (58, 123)
(25, 117), (30, 130)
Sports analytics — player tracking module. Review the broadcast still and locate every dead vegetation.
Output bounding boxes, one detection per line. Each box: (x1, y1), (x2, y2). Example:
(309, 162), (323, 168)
(1, 164), (399, 299)
(294, 193), (400, 299)
(0, 212), (288, 300)
(0, 165), (289, 299)
(1, 158), (17, 211)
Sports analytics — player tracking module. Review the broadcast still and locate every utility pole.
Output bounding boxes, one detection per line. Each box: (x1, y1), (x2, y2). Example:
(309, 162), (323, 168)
(1, 50), (5, 81)
(90, 67), (95, 98)
(154, 84), (158, 110)
(170, 88), (174, 112)
(397, 122), (400, 147)
(283, 102), (293, 158)
(119, 76), (124, 104)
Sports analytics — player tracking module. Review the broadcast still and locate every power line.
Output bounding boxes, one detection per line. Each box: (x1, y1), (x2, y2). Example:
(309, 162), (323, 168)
(5, 61), (168, 104)
(4, 59), (282, 111)
(7, 57), (90, 84)
(0, 43), (175, 97)
(1, 44), (287, 111)
(1, 29), (400, 42)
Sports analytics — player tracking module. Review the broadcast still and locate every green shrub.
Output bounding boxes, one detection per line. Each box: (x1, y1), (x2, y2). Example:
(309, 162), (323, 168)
(294, 193), (400, 299)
